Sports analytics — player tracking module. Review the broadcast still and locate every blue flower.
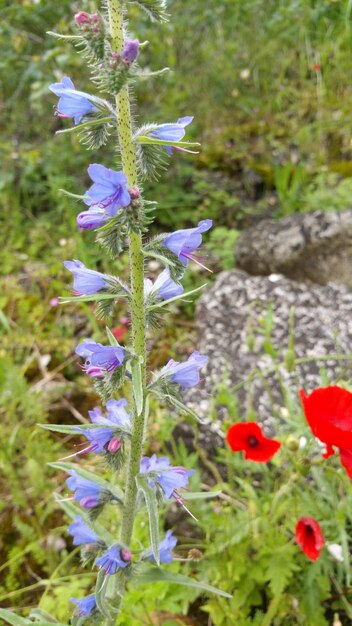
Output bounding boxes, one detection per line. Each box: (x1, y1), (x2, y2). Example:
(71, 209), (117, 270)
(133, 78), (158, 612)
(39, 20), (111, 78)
(76, 164), (131, 231)
(64, 260), (110, 295)
(96, 545), (131, 574)
(68, 516), (99, 546)
(145, 530), (178, 564)
(70, 594), (96, 617)
(162, 219), (212, 268)
(159, 351), (207, 389)
(66, 471), (103, 509)
(49, 76), (97, 125)
(144, 268), (184, 302)
(74, 399), (131, 454)
(151, 117), (193, 153)
(122, 38), (139, 62)
(75, 339), (126, 378)
(140, 454), (194, 499)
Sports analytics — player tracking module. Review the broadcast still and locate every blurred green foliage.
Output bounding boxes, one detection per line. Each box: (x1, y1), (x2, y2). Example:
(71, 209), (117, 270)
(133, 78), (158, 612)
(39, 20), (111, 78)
(2, 0), (352, 623)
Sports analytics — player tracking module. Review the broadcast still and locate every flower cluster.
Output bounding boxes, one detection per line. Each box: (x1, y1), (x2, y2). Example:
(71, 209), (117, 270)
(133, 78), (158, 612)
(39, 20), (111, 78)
(44, 1), (218, 621)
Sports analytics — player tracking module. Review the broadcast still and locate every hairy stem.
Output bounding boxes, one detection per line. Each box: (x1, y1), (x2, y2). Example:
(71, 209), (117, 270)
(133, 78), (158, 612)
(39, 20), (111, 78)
(107, 0), (147, 616)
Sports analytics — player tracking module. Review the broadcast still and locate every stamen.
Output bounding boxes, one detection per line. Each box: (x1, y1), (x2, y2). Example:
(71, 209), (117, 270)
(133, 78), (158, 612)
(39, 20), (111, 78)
(182, 252), (213, 273)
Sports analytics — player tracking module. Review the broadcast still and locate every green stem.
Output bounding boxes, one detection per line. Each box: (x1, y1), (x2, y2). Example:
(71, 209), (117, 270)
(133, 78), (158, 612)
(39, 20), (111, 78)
(106, 0), (147, 618)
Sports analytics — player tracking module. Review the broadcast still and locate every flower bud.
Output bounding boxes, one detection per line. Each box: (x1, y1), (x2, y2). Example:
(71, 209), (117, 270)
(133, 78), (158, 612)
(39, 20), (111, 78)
(188, 548), (203, 561)
(74, 11), (92, 25)
(121, 548), (132, 563)
(108, 438), (122, 454)
(129, 187), (140, 199)
(80, 496), (100, 509)
(122, 39), (139, 63)
(285, 434), (299, 451)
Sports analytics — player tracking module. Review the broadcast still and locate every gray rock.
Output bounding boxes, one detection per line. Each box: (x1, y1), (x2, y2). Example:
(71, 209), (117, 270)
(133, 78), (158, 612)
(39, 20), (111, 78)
(182, 270), (352, 442)
(236, 210), (352, 287)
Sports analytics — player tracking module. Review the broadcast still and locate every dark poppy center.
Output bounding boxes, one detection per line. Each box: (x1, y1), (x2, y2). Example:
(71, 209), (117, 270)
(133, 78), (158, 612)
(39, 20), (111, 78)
(248, 436), (259, 448)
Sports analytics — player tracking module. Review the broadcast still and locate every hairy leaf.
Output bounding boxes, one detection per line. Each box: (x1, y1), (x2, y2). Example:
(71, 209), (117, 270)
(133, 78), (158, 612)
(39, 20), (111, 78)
(131, 359), (144, 416)
(129, 0), (168, 22)
(134, 567), (232, 598)
(136, 476), (160, 565)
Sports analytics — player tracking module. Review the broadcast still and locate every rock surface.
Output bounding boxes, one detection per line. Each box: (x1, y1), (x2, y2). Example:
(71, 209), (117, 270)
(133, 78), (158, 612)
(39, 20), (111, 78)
(181, 270), (352, 443)
(236, 210), (352, 287)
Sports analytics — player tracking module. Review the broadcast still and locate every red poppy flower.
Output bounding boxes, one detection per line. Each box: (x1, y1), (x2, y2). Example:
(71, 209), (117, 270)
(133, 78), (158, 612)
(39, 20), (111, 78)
(295, 517), (324, 561)
(300, 386), (352, 463)
(226, 422), (281, 462)
(111, 325), (127, 342)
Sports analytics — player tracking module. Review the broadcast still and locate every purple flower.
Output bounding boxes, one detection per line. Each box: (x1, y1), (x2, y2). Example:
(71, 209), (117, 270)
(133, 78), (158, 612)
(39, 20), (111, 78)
(96, 545), (131, 574)
(77, 164), (131, 231)
(77, 209), (107, 231)
(66, 471), (104, 509)
(140, 454), (194, 499)
(162, 219), (212, 268)
(144, 268), (184, 302)
(122, 38), (139, 62)
(49, 76), (97, 125)
(151, 117), (193, 153)
(64, 260), (110, 295)
(75, 339), (125, 378)
(145, 530), (178, 564)
(70, 594), (96, 617)
(74, 399), (131, 454)
(68, 516), (99, 546)
(159, 351), (207, 389)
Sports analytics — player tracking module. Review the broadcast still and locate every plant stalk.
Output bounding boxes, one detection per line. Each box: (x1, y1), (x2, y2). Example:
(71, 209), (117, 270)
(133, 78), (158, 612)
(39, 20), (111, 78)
(107, 0), (147, 616)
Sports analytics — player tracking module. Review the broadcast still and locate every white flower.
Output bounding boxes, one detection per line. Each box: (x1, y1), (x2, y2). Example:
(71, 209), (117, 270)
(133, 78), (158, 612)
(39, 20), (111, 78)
(327, 543), (344, 562)
(299, 436), (307, 449)
(240, 68), (250, 80)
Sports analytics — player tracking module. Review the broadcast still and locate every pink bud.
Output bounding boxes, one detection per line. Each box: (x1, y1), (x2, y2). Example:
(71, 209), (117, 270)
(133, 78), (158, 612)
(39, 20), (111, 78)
(121, 548), (132, 562)
(74, 11), (91, 25)
(108, 438), (122, 454)
(50, 297), (59, 307)
(129, 187), (140, 199)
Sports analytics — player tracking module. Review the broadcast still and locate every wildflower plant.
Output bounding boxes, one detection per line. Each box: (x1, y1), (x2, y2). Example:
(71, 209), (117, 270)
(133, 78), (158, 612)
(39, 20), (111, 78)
(0, 2), (230, 625)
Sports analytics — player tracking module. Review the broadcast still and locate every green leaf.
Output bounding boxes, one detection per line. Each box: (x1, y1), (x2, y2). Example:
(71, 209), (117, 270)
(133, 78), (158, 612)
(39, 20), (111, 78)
(129, 0), (168, 22)
(46, 30), (81, 40)
(59, 293), (117, 304)
(147, 284), (207, 311)
(29, 609), (59, 622)
(106, 326), (120, 346)
(49, 461), (123, 502)
(95, 569), (111, 618)
(182, 490), (222, 501)
(131, 359), (144, 416)
(55, 115), (113, 136)
(0, 610), (30, 626)
(134, 567), (232, 598)
(151, 388), (202, 423)
(136, 136), (200, 149)
(143, 249), (175, 268)
(39, 423), (82, 435)
(163, 393), (203, 422)
(136, 476), (160, 565)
